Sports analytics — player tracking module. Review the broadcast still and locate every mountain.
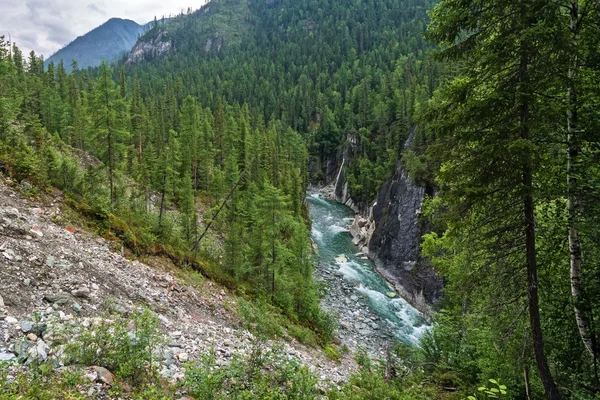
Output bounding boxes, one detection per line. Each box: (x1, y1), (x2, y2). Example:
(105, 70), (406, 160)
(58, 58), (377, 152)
(46, 18), (148, 71)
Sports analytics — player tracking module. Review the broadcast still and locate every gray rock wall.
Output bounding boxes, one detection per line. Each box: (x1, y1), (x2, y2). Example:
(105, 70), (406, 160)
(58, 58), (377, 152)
(369, 167), (442, 309)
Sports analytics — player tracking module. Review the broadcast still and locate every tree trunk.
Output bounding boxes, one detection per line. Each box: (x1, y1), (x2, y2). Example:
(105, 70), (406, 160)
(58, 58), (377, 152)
(566, 0), (596, 360)
(103, 71), (114, 207)
(519, 38), (562, 400)
(524, 366), (532, 400)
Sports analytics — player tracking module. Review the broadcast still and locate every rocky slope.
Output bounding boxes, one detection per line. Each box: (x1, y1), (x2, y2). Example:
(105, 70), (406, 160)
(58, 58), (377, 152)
(0, 177), (357, 392)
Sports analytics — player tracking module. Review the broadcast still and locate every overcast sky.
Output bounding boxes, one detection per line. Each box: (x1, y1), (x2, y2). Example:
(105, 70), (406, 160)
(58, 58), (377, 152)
(0, 0), (206, 58)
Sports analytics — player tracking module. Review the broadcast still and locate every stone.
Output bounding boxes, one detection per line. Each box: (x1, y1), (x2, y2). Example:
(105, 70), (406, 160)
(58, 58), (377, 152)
(96, 367), (116, 385)
(30, 226), (43, 238)
(386, 292), (396, 298)
(72, 303), (82, 313)
(20, 180), (32, 191)
(0, 350), (15, 361)
(3, 207), (19, 219)
(45, 256), (55, 267)
(20, 320), (33, 333)
(71, 287), (91, 299)
(3, 249), (15, 260)
(335, 255), (347, 263)
(5, 316), (17, 324)
(44, 292), (70, 304)
(177, 352), (188, 362)
(26, 333), (38, 341)
(23, 279), (31, 286)
(0, 295), (4, 308)
(350, 295), (359, 302)
(84, 368), (97, 382)
(27, 340), (50, 363)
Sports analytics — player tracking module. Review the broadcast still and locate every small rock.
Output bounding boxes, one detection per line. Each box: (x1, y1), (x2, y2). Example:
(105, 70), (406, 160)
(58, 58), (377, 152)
(386, 292), (396, 298)
(30, 226), (43, 238)
(20, 180), (32, 190)
(96, 367), (115, 385)
(3, 249), (15, 260)
(84, 368), (97, 382)
(0, 350), (16, 361)
(177, 352), (188, 362)
(27, 340), (49, 363)
(21, 320), (34, 333)
(2, 207), (19, 219)
(335, 255), (348, 263)
(23, 279), (31, 286)
(26, 333), (38, 341)
(71, 287), (91, 299)
(91, 283), (99, 291)
(0, 295), (4, 308)
(45, 256), (55, 267)
(44, 292), (70, 305)
(5, 316), (18, 324)
(72, 303), (82, 313)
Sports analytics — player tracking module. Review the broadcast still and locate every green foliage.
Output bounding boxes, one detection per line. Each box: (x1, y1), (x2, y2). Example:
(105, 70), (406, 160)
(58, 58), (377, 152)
(64, 308), (162, 383)
(185, 342), (319, 400)
(329, 344), (438, 400)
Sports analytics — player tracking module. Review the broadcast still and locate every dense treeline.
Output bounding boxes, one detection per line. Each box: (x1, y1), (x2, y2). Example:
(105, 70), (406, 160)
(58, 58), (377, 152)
(412, 0), (600, 398)
(0, 37), (332, 340)
(124, 0), (443, 204)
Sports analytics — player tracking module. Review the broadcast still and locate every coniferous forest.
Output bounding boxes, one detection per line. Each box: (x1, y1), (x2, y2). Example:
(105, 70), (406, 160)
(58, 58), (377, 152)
(1, 0), (600, 398)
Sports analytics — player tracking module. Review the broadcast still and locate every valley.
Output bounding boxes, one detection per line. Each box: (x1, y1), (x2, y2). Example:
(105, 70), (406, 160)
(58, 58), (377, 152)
(1, 0), (599, 398)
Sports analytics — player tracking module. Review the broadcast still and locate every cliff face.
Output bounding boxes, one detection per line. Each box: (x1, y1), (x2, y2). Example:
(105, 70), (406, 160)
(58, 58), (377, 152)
(331, 129), (442, 310)
(369, 166), (442, 309)
(126, 30), (172, 65)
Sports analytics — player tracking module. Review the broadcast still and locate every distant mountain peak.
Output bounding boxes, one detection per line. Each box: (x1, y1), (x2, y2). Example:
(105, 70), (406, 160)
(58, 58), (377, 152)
(46, 18), (147, 71)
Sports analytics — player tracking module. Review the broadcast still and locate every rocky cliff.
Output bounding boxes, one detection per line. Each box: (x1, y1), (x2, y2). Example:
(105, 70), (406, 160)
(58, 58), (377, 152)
(330, 130), (442, 312)
(369, 165), (442, 311)
(126, 29), (172, 64)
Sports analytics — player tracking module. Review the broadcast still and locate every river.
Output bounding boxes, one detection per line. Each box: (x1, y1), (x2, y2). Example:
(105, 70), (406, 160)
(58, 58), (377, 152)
(307, 193), (429, 348)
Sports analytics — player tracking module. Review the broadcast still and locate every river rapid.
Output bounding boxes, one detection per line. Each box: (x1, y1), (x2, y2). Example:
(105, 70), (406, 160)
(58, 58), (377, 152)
(307, 193), (429, 355)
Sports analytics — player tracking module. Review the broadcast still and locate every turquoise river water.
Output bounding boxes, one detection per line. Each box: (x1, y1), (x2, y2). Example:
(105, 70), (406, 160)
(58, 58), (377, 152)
(307, 193), (429, 346)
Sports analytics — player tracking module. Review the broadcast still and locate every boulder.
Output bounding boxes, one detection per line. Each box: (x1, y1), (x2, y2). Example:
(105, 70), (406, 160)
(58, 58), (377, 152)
(96, 366), (116, 385)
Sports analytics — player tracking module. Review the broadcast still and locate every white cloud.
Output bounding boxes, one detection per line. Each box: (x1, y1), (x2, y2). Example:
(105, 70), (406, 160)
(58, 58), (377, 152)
(0, 0), (206, 58)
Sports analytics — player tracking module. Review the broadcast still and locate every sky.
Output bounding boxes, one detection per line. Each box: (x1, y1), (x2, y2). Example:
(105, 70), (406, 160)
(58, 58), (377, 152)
(0, 0), (205, 58)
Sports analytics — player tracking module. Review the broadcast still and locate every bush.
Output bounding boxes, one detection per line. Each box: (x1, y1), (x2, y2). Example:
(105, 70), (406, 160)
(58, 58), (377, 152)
(64, 308), (163, 383)
(185, 340), (319, 400)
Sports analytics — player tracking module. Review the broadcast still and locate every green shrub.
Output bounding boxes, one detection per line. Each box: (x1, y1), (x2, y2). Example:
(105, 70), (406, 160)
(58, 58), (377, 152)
(185, 340), (319, 400)
(324, 344), (341, 363)
(64, 308), (162, 383)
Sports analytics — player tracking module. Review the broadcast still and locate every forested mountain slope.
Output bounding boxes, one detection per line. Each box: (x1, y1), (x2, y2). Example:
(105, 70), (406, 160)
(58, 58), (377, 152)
(124, 0), (441, 202)
(46, 18), (148, 72)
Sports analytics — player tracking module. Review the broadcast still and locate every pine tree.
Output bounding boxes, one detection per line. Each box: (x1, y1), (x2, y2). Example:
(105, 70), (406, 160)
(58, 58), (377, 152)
(425, 0), (564, 397)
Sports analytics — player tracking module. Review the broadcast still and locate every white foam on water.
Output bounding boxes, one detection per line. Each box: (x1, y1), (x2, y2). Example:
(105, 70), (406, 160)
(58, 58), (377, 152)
(311, 227), (323, 241)
(336, 260), (366, 282)
(308, 193), (331, 206)
(357, 285), (389, 308)
(329, 224), (349, 234)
